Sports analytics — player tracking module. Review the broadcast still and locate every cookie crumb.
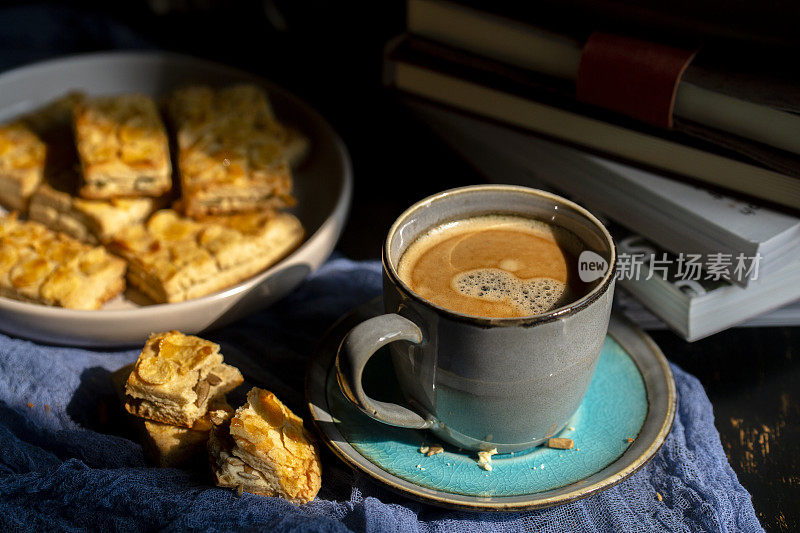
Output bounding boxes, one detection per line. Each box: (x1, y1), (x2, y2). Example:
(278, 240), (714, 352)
(27, 402), (34, 408)
(477, 448), (497, 471)
(426, 445), (444, 457)
(547, 437), (574, 450)
(656, 491), (663, 502)
(626, 437), (635, 443)
(568, 426), (575, 431)
(44, 404), (50, 413)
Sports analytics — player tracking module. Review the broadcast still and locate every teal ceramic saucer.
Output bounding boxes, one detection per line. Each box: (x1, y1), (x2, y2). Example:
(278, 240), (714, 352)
(306, 299), (676, 511)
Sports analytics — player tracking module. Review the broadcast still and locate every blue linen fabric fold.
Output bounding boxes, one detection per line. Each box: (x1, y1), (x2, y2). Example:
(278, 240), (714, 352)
(0, 258), (762, 532)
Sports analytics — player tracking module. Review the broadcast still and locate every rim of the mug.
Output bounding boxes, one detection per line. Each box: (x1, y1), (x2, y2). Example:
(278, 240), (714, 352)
(383, 184), (617, 326)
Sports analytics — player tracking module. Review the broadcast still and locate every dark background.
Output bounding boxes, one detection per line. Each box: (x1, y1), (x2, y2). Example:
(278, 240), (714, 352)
(0, 1), (797, 530)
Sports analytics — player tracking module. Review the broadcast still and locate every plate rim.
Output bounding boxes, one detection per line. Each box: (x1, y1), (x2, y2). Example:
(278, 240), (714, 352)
(306, 299), (676, 511)
(0, 50), (353, 318)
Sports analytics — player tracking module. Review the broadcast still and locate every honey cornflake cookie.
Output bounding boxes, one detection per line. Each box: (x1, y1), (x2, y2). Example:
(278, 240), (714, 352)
(107, 209), (303, 303)
(208, 388), (321, 504)
(0, 122), (46, 211)
(124, 331), (243, 427)
(73, 94), (172, 199)
(111, 363), (233, 467)
(0, 214), (126, 309)
(168, 84), (302, 216)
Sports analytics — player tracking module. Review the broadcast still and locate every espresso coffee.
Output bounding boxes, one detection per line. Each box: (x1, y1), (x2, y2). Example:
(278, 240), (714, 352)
(396, 214), (588, 318)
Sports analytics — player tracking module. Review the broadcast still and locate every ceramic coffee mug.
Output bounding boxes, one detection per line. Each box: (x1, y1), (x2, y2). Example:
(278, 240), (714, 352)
(336, 185), (616, 452)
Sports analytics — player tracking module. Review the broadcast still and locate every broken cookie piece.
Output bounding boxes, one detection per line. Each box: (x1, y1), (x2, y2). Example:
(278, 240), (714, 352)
(111, 363), (233, 467)
(477, 448), (498, 471)
(124, 330), (243, 427)
(140, 407), (231, 468)
(546, 437), (574, 450)
(209, 420), (278, 497)
(209, 387), (321, 504)
(418, 444), (444, 457)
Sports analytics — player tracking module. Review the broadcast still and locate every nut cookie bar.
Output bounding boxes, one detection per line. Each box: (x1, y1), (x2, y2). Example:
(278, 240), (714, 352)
(124, 331), (243, 427)
(168, 84), (298, 216)
(209, 388), (321, 503)
(0, 214), (126, 309)
(23, 93), (162, 243)
(73, 94), (172, 199)
(107, 209), (303, 303)
(0, 123), (46, 211)
(30, 182), (159, 245)
(111, 363), (233, 467)
(1, 92), (85, 212)
(139, 399), (232, 467)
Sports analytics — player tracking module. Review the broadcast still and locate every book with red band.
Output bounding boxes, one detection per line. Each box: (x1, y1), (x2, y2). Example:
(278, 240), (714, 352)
(577, 32), (697, 128)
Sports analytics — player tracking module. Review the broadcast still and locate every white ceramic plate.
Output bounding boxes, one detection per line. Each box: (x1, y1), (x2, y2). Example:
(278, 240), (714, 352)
(0, 51), (352, 347)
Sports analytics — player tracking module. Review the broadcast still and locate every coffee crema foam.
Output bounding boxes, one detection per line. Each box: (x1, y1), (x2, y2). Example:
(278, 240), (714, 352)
(452, 269), (572, 316)
(397, 214), (586, 318)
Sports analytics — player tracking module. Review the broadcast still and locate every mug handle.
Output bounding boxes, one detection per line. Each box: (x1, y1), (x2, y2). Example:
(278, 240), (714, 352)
(335, 313), (432, 429)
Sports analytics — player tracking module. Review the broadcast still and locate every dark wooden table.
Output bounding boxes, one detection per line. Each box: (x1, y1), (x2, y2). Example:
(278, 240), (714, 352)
(20, 1), (798, 529)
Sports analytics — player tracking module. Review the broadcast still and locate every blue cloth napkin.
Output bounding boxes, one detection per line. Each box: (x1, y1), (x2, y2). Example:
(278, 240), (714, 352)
(0, 258), (762, 532)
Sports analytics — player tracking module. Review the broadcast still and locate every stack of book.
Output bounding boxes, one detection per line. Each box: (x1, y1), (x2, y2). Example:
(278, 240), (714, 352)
(383, 0), (800, 341)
